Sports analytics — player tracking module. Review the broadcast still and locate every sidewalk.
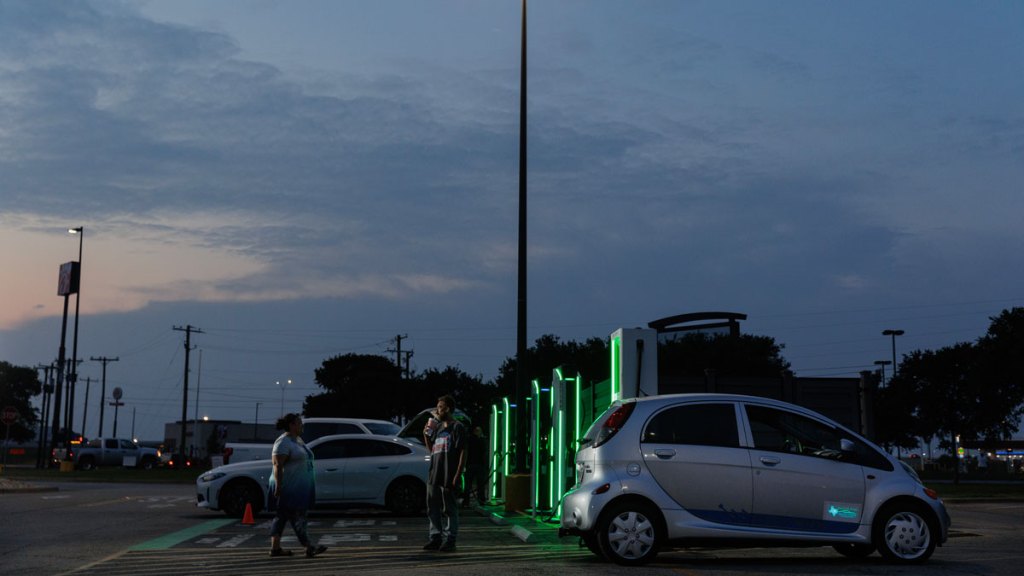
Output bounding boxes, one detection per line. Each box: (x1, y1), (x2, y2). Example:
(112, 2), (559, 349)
(0, 476), (59, 494)
(471, 502), (568, 546)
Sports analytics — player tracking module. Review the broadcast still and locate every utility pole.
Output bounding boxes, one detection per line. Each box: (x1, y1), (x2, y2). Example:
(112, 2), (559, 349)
(173, 325), (202, 463)
(387, 334), (408, 373)
(90, 356), (119, 437)
(35, 364), (54, 468)
(401, 350), (414, 380)
(80, 376), (91, 437)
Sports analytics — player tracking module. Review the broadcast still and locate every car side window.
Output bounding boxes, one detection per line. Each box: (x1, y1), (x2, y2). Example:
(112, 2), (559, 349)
(745, 405), (849, 461)
(642, 403), (740, 448)
(345, 440), (412, 458)
(119, 439), (135, 449)
(312, 440), (348, 460)
(105, 439), (118, 449)
(304, 422), (363, 444)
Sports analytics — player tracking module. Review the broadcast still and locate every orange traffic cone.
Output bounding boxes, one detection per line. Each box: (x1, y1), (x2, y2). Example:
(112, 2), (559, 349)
(242, 503), (255, 525)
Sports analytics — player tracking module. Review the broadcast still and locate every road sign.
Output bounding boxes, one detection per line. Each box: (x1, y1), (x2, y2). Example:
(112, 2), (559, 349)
(1, 406), (17, 425)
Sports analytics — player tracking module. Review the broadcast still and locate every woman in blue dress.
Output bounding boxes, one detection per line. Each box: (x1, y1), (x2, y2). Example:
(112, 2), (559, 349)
(268, 413), (327, 558)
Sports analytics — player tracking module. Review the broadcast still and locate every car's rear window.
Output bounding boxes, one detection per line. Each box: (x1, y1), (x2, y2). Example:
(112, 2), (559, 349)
(303, 422), (364, 443)
(642, 403), (740, 448)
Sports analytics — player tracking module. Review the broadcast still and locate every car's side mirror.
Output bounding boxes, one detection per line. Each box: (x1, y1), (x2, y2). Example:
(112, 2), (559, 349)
(840, 438), (856, 453)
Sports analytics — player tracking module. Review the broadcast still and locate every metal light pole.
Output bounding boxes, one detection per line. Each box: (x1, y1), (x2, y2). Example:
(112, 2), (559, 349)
(277, 379), (291, 416)
(254, 402), (261, 440)
(882, 329), (904, 378)
(67, 227), (83, 439)
(514, 0), (529, 475)
(874, 360), (892, 387)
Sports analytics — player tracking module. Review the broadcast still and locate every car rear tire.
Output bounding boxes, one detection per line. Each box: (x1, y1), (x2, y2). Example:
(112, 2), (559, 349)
(596, 501), (662, 566)
(220, 480), (264, 518)
(78, 456), (96, 471)
(873, 502), (937, 563)
(832, 543), (875, 558)
(386, 477), (425, 516)
(140, 456), (157, 470)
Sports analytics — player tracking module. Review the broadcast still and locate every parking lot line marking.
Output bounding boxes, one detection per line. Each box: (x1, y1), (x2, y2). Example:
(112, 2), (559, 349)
(130, 519), (236, 551)
(216, 534), (254, 548)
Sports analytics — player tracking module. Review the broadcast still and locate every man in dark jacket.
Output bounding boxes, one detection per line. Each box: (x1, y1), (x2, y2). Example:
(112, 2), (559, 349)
(422, 395), (466, 552)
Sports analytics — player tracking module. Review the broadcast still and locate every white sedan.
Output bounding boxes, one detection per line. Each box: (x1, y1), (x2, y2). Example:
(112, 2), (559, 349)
(197, 434), (429, 516)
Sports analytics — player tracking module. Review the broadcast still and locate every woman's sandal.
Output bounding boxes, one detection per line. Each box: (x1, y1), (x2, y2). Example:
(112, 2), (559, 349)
(305, 545), (328, 558)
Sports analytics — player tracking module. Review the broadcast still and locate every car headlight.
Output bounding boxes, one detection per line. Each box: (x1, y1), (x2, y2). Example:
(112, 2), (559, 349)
(199, 471), (226, 483)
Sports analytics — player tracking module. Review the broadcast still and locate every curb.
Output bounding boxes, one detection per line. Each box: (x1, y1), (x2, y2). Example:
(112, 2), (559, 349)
(0, 483), (60, 494)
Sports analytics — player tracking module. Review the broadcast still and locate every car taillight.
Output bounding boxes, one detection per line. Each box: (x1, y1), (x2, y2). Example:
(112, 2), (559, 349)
(592, 402), (636, 448)
(924, 487), (939, 500)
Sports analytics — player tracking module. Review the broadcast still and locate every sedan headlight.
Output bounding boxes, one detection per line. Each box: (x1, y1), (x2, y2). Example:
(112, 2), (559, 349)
(199, 471), (226, 483)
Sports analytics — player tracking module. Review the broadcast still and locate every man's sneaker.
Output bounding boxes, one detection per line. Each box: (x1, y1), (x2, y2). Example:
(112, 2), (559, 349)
(269, 548), (293, 557)
(439, 540), (456, 552)
(423, 538), (442, 551)
(305, 545), (327, 558)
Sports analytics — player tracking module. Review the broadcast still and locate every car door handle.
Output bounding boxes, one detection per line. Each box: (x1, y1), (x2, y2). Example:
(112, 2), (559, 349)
(759, 456), (781, 467)
(654, 449), (676, 459)
(325, 468), (340, 472)
(377, 466), (390, 470)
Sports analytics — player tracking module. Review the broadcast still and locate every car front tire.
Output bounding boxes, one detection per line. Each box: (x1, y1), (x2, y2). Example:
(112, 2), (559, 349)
(220, 480), (264, 518)
(596, 501), (662, 566)
(385, 477), (425, 516)
(78, 456), (96, 471)
(873, 502), (937, 564)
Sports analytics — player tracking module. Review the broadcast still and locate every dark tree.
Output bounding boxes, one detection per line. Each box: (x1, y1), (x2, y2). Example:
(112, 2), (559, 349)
(417, 366), (490, 427)
(0, 361), (42, 442)
(873, 374), (925, 450)
(303, 354), (403, 421)
(494, 335), (610, 398)
(657, 332), (791, 378)
(974, 307), (1024, 440)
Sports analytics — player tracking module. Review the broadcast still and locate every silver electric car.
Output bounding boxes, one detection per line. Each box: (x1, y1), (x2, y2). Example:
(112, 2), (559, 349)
(559, 394), (950, 566)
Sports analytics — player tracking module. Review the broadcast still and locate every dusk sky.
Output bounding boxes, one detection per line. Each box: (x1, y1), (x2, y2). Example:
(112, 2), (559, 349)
(2, 1), (1022, 443)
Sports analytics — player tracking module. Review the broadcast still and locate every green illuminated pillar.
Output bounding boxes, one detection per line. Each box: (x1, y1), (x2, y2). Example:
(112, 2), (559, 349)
(502, 397), (512, 478)
(549, 376), (558, 511)
(530, 379), (540, 513)
(610, 334), (622, 402)
(490, 403), (500, 501)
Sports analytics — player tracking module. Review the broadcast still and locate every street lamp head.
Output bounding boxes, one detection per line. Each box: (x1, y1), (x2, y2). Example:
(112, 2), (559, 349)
(68, 227), (83, 234)
(874, 360), (892, 366)
(882, 329), (905, 336)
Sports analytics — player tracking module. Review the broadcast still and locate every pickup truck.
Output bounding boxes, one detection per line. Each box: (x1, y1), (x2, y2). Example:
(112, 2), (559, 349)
(67, 437), (162, 470)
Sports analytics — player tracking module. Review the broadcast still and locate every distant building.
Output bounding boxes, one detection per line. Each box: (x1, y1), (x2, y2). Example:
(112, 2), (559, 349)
(163, 419), (277, 459)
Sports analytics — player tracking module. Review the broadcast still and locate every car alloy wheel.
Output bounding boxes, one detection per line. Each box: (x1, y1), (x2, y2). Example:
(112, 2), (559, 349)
(874, 503), (936, 563)
(386, 477), (424, 516)
(597, 501), (661, 566)
(221, 480), (263, 518)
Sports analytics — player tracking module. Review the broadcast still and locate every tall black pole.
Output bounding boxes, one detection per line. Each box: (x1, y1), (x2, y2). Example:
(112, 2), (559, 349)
(51, 295), (70, 456)
(68, 227), (83, 444)
(91, 356), (118, 437)
(80, 376), (91, 438)
(174, 325), (202, 462)
(515, 0), (529, 473)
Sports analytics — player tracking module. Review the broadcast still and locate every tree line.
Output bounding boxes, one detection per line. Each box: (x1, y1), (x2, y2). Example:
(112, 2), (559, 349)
(2, 308), (1022, 449)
